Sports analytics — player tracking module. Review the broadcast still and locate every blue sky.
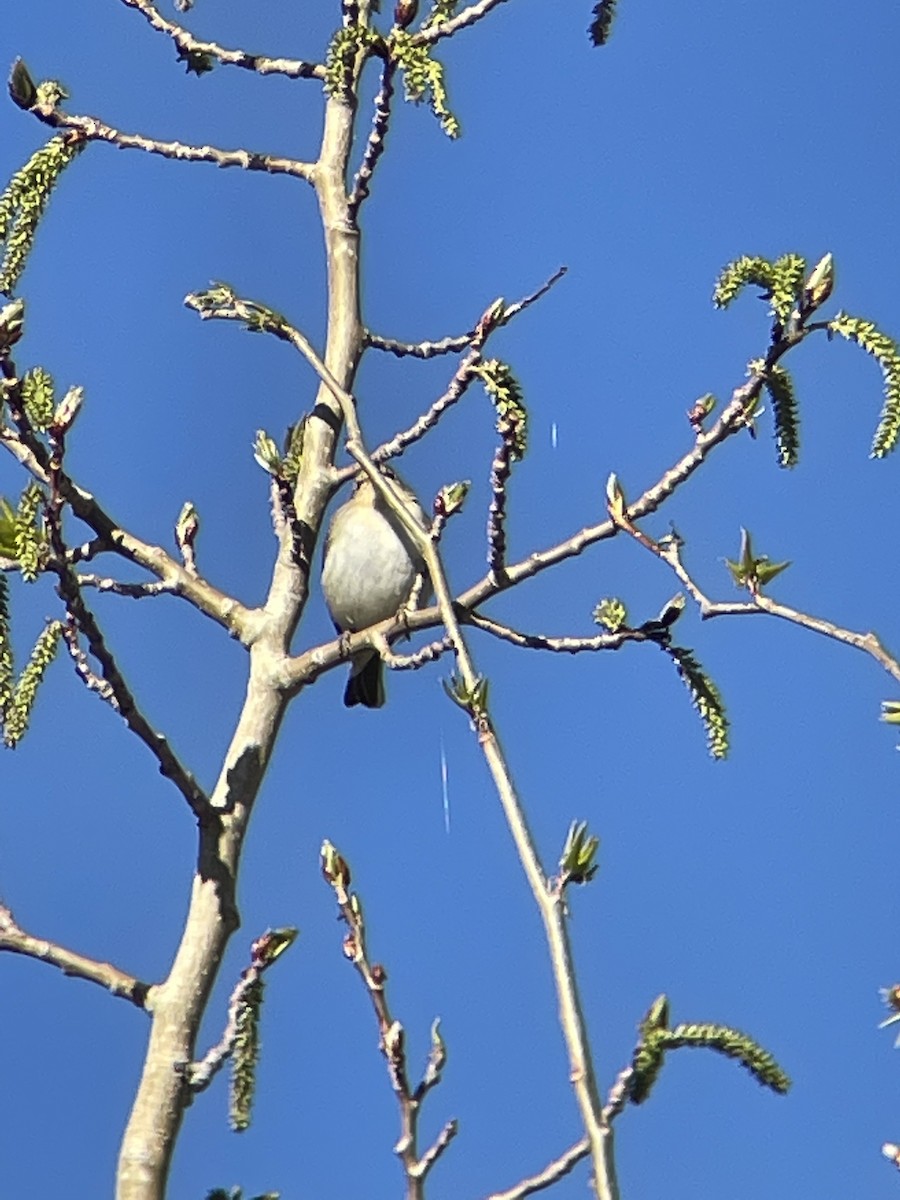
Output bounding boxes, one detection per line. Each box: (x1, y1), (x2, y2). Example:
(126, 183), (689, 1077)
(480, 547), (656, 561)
(3, 2), (900, 1197)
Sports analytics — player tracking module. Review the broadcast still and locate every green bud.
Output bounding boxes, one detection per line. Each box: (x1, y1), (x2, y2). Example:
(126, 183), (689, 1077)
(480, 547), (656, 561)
(253, 430), (282, 476)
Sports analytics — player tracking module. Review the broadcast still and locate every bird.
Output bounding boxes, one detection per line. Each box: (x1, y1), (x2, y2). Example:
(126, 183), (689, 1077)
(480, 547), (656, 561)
(321, 469), (430, 708)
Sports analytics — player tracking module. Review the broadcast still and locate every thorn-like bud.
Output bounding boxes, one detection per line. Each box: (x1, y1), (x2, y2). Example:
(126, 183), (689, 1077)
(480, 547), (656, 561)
(321, 839), (352, 890)
(8, 60), (37, 110)
(656, 592), (686, 628)
(803, 252), (834, 311)
(384, 1020), (405, 1058)
(175, 501), (199, 557)
(606, 472), (626, 520)
(394, 0), (419, 28)
(51, 385), (84, 434)
(0, 300), (26, 352)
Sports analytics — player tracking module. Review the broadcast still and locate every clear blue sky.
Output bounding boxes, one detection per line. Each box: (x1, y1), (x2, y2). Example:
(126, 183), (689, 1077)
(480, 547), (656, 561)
(3, 2), (900, 1197)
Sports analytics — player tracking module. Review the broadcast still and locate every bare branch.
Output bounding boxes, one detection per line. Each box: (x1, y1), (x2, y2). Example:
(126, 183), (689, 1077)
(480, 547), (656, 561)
(0, 902), (150, 1008)
(27, 103), (316, 183)
(118, 0), (325, 79)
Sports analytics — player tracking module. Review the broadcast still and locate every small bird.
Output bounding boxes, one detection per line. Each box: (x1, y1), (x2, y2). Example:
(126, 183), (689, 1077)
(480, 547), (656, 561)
(321, 470), (429, 708)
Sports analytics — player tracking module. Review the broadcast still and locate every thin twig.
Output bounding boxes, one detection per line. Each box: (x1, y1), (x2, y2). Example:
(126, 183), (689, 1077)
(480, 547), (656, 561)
(365, 329), (473, 359)
(76, 574), (176, 598)
(321, 844), (453, 1200)
(365, 266), (567, 359)
(0, 902), (150, 1008)
(487, 435), (514, 578)
(118, 0), (325, 79)
(417, 1119), (459, 1182)
(483, 1136), (591, 1200)
(415, 0), (513, 45)
(379, 635), (453, 670)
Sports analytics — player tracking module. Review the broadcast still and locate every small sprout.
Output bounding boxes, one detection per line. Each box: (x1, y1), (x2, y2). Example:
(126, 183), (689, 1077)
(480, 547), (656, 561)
(687, 392), (716, 431)
(321, 839), (352, 890)
(252, 430), (282, 476)
(474, 297), (505, 342)
(803, 252), (834, 311)
(593, 597), (628, 632)
(605, 472), (626, 521)
(443, 672), (489, 715)
(33, 78), (68, 109)
(434, 480), (470, 519)
(725, 528), (790, 592)
(251, 927), (298, 968)
(559, 819), (600, 885)
(51, 385), (84, 434)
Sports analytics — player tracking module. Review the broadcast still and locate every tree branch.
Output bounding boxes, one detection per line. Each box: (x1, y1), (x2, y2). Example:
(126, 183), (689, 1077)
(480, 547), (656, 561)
(0, 902), (151, 1007)
(349, 60), (397, 217)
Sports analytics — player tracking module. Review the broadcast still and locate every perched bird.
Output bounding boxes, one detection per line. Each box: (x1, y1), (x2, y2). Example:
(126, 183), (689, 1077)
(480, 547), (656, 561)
(321, 470), (429, 708)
